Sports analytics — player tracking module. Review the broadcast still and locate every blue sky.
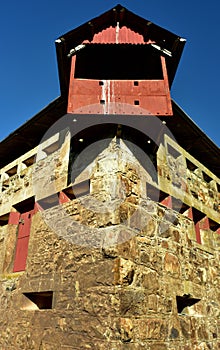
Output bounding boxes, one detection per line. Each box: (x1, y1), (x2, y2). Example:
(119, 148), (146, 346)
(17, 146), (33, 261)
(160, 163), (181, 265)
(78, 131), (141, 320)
(0, 0), (219, 147)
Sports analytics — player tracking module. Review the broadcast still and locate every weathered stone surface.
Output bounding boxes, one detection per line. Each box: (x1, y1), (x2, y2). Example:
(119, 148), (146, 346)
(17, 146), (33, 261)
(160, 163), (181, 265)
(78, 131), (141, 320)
(0, 96), (220, 349)
(164, 252), (181, 276)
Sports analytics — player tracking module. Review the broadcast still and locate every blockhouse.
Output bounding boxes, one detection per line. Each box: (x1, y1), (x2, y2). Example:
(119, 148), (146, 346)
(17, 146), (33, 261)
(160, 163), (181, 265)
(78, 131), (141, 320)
(0, 4), (220, 349)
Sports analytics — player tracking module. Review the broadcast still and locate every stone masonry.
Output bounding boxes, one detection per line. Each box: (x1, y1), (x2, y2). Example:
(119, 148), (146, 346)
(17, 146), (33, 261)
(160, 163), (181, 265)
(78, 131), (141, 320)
(0, 130), (220, 349)
(0, 4), (220, 350)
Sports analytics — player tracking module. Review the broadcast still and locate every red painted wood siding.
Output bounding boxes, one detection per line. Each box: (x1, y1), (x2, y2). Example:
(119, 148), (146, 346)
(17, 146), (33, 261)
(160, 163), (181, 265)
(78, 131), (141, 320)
(83, 25), (146, 44)
(13, 209), (34, 272)
(68, 54), (172, 116)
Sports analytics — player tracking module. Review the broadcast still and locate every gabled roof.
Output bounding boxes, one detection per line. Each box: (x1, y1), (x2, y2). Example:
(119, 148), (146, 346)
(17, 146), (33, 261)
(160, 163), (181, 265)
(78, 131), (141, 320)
(55, 4), (186, 95)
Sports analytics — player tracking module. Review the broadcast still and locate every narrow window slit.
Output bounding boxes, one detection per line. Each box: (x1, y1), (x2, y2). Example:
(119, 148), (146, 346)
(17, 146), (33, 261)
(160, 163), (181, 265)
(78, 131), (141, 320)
(6, 165), (18, 177)
(62, 180), (90, 201)
(202, 171), (212, 183)
(22, 291), (53, 310)
(23, 155), (36, 167)
(186, 159), (197, 171)
(0, 213), (9, 226)
(176, 294), (201, 314)
(167, 144), (181, 159)
(37, 193), (59, 210)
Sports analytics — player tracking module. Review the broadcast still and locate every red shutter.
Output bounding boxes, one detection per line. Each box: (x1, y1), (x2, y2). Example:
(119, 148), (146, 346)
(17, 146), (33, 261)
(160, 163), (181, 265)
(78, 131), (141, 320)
(160, 195), (172, 209)
(13, 209), (34, 272)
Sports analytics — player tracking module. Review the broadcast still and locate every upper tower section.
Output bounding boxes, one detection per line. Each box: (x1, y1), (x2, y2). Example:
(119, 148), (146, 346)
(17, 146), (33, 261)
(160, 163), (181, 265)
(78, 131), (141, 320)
(55, 4), (186, 116)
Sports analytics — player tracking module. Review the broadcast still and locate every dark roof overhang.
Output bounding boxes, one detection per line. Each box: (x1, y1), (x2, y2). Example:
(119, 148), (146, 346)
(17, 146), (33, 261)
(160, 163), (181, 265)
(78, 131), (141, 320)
(167, 101), (220, 176)
(0, 96), (67, 168)
(0, 97), (219, 178)
(55, 4), (186, 96)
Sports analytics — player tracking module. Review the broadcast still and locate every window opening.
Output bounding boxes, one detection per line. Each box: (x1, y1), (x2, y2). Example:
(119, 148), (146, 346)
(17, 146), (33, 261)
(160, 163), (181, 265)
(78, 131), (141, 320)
(23, 155), (36, 167)
(191, 208), (206, 244)
(147, 185), (172, 208)
(43, 141), (59, 156)
(2, 180), (9, 191)
(191, 191), (198, 200)
(172, 198), (190, 215)
(192, 208), (205, 224)
(62, 188), (76, 200)
(176, 294), (201, 314)
(6, 165), (18, 177)
(202, 172), (212, 183)
(167, 144), (181, 159)
(209, 219), (220, 232)
(186, 159), (197, 172)
(73, 180), (90, 197)
(22, 291), (53, 310)
(13, 197), (35, 214)
(74, 44), (163, 80)
(0, 213), (9, 226)
(62, 180), (90, 201)
(37, 193), (59, 210)
(2, 166), (18, 191)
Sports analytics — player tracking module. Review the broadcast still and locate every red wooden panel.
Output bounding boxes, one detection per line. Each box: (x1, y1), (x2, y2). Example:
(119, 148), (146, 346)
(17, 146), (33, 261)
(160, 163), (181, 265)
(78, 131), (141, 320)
(17, 211), (33, 239)
(68, 78), (172, 115)
(13, 236), (30, 272)
(59, 191), (70, 204)
(160, 195), (172, 209)
(187, 207), (193, 220)
(34, 202), (43, 213)
(13, 208), (34, 272)
(195, 222), (201, 244)
(68, 53), (172, 116)
(83, 25), (145, 44)
(8, 212), (20, 225)
(199, 216), (210, 230)
(70, 80), (167, 97)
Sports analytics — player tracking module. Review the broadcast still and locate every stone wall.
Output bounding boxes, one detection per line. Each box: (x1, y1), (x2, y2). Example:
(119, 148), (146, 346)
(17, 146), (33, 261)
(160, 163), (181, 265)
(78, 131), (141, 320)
(0, 134), (219, 349)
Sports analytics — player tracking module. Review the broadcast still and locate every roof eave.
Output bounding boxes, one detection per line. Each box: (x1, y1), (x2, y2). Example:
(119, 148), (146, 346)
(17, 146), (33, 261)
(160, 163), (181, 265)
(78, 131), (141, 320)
(55, 4), (186, 94)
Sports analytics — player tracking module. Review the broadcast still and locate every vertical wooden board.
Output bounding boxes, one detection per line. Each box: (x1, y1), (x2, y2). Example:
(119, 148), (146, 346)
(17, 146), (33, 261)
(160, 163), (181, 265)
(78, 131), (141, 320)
(8, 212), (20, 225)
(13, 236), (30, 272)
(187, 207), (193, 220)
(195, 222), (201, 244)
(17, 212), (33, 239)
(68, 73), (173, 115)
